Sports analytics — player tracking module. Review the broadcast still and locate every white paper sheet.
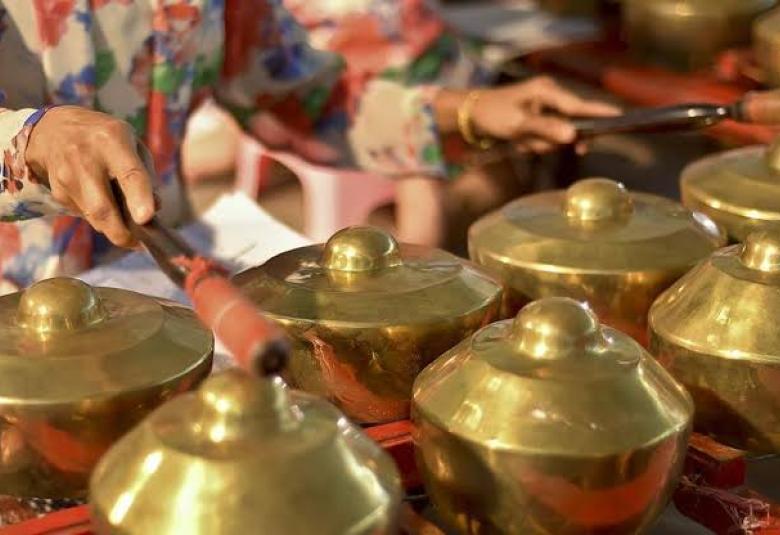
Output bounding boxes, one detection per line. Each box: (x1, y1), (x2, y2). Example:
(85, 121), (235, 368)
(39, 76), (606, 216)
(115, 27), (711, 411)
(79, 192), (312, 370)
(80, 192), (310, 301)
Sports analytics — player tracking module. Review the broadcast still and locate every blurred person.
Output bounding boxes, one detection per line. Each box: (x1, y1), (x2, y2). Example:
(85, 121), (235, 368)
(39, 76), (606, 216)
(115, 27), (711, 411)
(263, 0), (535, 247)
(282, 0), (491, 247)
(0, 0), (616, 296)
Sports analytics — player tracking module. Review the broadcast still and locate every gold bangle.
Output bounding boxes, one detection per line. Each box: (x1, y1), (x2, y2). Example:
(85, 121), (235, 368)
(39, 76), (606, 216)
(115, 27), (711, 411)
(457, 90), (495, 150)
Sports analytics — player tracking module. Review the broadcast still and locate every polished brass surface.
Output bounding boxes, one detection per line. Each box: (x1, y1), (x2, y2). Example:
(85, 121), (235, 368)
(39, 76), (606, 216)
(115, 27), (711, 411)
(90, 370), (402, 535)
(755, 8), (780, 87)
(413, 297), (693, 535)
(233, 226), (502, 424)
(624, 0), (776, 70)
(649, 229), (780, 452)
(681, 140), (780, 242)
(0, 277), (213, 498)
(468, 178), (725, 346)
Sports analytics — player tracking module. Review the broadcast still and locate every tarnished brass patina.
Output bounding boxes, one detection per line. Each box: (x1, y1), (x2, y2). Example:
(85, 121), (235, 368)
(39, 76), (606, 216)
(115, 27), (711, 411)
(413, 297), (693, 534)
(468, 178), (725, 346)
(233, 226), (502, 424)
(0, 277), (213, 498)
(90, 370), (402, 535)
(754, 7), (780, 87)
(624, 0), (776, 70)
(649, 229), (780, 453)
(682, 138), (780, 243)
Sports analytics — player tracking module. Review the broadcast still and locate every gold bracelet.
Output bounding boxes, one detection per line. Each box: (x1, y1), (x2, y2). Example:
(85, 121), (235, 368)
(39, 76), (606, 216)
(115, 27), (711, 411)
(457, 90), (495, 150)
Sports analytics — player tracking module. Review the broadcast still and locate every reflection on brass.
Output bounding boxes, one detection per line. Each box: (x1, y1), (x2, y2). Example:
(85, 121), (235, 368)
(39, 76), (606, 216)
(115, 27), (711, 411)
(649, 229), (780, 453)
(90, 370), (402, 535)
(413, 298), (693, 535)
(624, 0), (776, 70)
(233, 226), (503, 424)
(755, 8), (780, 87)
(682, 138), (780, 243)
(468, 178), (724, 346)
(0, 278), (213, 498)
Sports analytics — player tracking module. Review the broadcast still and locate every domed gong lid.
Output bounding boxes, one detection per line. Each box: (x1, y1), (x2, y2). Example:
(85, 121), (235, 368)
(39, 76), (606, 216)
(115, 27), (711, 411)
(90, 370), (402, 535)
(682, 138), (780, 241)
(469, 178), (724, 274)
(233, 226), (502, 326)
(413, 298), (693, 456)
(650, 228), (780, 361)
(0, 277), (213, 405)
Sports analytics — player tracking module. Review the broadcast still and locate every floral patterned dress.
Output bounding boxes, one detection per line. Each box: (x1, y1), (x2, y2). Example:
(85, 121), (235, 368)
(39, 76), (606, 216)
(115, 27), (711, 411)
(286, 0), (491, 174)
(0, 0), (450, 294)
(285, 0), (488, 87)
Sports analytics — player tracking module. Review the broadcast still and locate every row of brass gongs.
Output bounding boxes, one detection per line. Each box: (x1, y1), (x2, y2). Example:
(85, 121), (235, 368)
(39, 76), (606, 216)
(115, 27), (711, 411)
(3, 139), (780, 534)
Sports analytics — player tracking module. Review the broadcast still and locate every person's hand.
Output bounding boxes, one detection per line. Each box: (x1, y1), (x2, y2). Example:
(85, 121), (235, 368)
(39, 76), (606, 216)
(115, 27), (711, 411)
(468, 77), (620, 153)
(25, 106), (156, 247)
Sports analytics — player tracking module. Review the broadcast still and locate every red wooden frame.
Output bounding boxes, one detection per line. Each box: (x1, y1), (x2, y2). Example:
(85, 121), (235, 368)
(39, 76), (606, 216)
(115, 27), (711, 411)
(5, 422), (779, 535)
(0, 506), (90, 535)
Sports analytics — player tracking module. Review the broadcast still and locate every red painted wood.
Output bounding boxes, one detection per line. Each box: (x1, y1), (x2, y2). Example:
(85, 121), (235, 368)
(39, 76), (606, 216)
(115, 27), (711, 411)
(0, 424), (773, 535)
(366, 420), (421, 490)
(675, 480), (780, 535)
(0, 506), (91, 535)
(684, 433), (746, 489)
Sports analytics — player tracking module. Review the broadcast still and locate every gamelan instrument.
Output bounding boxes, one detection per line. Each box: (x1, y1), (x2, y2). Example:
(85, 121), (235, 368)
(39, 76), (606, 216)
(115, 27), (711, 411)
(413, 297), (693, 534)
(468, 177), (725, 345)
(0, 278), (213, 498)
(650, 228), (780, 453)
(232, 226), (503, 424)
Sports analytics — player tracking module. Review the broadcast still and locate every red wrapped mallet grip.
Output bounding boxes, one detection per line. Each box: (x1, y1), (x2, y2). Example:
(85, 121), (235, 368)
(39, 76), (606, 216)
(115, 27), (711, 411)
(110, 182), (289, 375)
(183, 262), (288, 374)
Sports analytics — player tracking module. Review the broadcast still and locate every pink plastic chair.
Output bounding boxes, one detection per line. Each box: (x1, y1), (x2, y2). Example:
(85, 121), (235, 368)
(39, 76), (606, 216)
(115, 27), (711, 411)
(235, 135), (397, 242)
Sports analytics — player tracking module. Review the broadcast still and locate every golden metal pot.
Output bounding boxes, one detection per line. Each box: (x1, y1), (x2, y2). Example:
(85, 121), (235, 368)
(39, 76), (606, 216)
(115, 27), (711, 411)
(412, 297), (693, 535)
(681, 139), (780, 243)
(624, 0), (776, 70)
(233, 226), (502, 424)
(649, 229), (780, 453)
(90, 370), (402, 534)
(754, 7), (780, 87)
(0, 277), (213, 498)
(468, 178), (725, 346)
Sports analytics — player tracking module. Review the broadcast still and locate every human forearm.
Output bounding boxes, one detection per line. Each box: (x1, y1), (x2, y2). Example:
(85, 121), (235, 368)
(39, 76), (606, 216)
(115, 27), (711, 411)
(431, 78), (620, 152)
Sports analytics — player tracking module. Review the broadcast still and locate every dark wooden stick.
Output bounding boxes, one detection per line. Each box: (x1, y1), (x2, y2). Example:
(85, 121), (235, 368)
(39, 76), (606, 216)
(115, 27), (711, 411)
(573, 89), (780, 137)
